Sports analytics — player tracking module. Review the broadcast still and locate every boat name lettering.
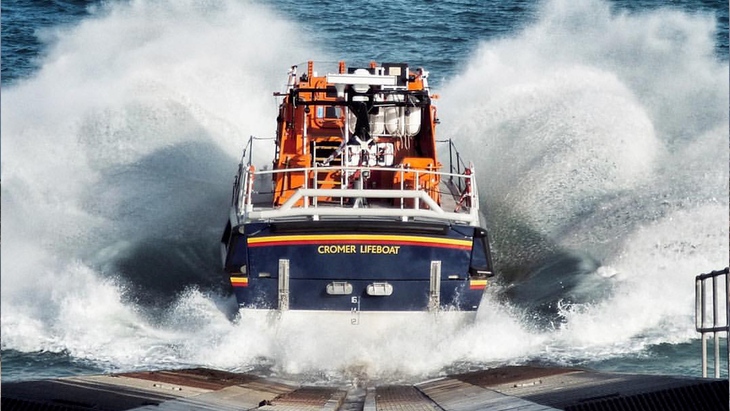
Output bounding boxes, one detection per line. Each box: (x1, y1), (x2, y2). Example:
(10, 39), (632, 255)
(317, 244), (401, 254)
(318, 245), (357, 254)
(359, 245), (401, 254)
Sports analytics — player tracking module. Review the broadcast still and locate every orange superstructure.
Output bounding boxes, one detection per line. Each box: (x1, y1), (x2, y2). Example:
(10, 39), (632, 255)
(271, 61), (442, 209)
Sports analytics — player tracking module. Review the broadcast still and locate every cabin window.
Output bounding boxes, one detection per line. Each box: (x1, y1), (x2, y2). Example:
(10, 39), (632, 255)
(326, 106), (341, 119)
(317, 106), (341, 119)
(225, 234), (249, 272)
(469, 228), (492, 277)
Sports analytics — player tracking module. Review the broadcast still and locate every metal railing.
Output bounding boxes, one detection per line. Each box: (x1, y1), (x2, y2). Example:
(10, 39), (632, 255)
(231, 137), (480, 226)
(235, 164), (479, 225)
(437, 138), (470, 194)
(695, 267), (729, 378)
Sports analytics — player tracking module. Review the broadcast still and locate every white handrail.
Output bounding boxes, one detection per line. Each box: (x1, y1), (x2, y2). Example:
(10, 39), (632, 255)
(235, 164), (480, 225)
(696, 267), (730, 379)
(279, 189), (442, 212)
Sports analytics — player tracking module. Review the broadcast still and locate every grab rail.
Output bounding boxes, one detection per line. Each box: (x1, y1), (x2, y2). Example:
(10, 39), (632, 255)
(437, 138), (470, 193)
(695, 267), (729, 378)
(237, 164), (478, 224)
(233, 136), (480, 225)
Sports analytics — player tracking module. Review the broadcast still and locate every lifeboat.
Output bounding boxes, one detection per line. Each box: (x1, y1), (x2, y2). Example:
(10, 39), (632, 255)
(221, 61), (494, 321)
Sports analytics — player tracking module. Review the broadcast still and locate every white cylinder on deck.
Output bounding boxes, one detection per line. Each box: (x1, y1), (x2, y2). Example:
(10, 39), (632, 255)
(385, 94), (404, 135)
(405, 105), (421, 136)
(370, 93), (385, 136)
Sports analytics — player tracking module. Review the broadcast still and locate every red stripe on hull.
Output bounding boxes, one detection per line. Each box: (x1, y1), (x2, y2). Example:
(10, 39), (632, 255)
(248, 239), (470, 250)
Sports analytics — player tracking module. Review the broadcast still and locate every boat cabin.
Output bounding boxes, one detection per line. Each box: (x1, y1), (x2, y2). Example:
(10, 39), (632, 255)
(271, 61), (442, 209)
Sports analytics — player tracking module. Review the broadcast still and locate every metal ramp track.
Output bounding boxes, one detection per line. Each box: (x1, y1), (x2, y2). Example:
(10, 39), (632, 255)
(364, 385), (442, 411)
(2, 366), (727, 411)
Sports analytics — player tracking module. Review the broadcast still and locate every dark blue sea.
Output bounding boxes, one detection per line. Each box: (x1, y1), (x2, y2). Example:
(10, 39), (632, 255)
(2, 0), (728, 384)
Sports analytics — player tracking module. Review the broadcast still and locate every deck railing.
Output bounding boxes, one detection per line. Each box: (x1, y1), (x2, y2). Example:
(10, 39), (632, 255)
(695, 267), (730, 378)
(232, 137), (480, 226)
(437, 138), (470, 194)
(235, 164), (479, 225)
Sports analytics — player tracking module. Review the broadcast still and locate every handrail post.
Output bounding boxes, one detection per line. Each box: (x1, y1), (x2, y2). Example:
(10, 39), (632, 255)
(696, 277), (707, 377)
(448, 139), (454, 179)
(245, 165), (255, 213)
(399, 165), (405, 210)
(313, 161), (318, 208)
(414, 170), (420, 210)
(456, 150), (462, 191)
(303, 166), (309, 208)
(695, 268), (730, 379)
(725, 267), (730, 380)
(702, 334), (708, 378)
(713, 274), (720, 378)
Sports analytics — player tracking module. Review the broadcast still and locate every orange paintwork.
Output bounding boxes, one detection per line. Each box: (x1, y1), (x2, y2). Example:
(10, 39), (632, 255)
(272, 61), (441, 207)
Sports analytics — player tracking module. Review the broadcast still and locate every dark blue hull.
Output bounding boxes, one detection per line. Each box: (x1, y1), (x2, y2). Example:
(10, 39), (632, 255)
(221, 220), (493, 312)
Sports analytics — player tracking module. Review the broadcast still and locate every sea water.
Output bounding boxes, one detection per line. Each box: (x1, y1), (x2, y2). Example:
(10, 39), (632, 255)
(1, 0), (728, 383)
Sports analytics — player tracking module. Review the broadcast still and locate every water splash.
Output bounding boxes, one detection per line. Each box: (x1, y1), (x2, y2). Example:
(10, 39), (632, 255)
(440, 0), (727, 352)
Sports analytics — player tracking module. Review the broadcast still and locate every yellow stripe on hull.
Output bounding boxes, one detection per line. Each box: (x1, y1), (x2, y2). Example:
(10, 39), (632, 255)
(247, 234), (471, 248)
